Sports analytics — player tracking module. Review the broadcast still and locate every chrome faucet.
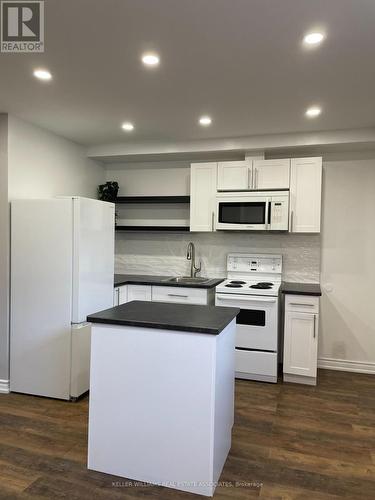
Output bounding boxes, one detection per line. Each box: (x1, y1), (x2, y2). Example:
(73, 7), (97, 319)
(186, 242), (202, 278)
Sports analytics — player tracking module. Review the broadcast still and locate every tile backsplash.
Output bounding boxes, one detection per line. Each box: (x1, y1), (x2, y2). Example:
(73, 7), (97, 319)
(115, 232), (321, 282)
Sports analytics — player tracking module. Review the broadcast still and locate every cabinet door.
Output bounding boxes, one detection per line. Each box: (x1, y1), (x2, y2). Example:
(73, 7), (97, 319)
(290, 157), (322, 233)
(190, 162), (217, 232)
(217, 161), (251, 191)
(118, 285), (128, 305)
(283, 311), (318, 377)
(127, 285), (152, 302)
(253, 159), (290, 190)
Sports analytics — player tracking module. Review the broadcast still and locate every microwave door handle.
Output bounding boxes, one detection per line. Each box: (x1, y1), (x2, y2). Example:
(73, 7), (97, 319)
(265, 201), (270, 229)
(268, 201), (272, 229)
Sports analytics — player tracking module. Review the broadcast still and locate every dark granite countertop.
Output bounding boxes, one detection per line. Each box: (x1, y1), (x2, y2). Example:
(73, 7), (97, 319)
(281, 282), (322, 296)
(87, 301), (240, 335)
(114, 274), (224, 289)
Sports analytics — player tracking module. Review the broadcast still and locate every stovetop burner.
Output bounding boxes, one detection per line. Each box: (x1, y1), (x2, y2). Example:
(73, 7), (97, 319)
(225, 283), (243, 288)
(250, 282), (274, 289)
(229, 280), (246, 285)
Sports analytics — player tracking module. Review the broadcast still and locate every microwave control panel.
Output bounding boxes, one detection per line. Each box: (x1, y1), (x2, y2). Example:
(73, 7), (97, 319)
(269, 196), (289, 230)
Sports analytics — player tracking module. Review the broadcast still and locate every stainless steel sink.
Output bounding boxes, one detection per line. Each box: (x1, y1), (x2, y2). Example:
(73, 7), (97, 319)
(166, 276), (211, 284)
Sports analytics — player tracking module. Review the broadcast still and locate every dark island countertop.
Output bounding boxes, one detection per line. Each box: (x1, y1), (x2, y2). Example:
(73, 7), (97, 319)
(114, 274), (224, 289)
(281, 282), (322, 296)
(88, 301), (240, 335)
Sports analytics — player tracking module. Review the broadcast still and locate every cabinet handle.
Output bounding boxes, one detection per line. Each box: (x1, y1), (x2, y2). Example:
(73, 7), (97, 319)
(117, 288), (120, 304)
(211, 211), (215, 231)
(248, 168), (253, 189)
(313, 314), (316, 338)
(290, 302), (314, 307)
(168, 294), (189, 298)
(254, 168), (258, 189)
(290, 210), (294, 232)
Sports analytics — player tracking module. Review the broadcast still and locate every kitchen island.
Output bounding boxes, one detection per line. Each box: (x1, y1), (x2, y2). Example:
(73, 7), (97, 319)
(87, 301), (239, 497)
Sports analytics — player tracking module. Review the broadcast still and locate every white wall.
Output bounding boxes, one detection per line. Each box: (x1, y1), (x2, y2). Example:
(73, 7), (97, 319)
(0, 115), (106, 385)
(8, 115), (105, 199)
(106, 160), (191, 196)
(115, 232), (320, 282)
(0, 114), (9, 385)
(319, 151), (375, 372)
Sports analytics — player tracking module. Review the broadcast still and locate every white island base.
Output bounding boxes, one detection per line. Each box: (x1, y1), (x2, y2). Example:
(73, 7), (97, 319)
(88, 319), (236, 497)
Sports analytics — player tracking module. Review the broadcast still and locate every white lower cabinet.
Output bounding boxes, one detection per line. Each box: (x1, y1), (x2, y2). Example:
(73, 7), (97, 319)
(283, 294), (319, 385)
(119, 286), (128, 305)
(114, 283), (212, 306)
(113, 288), (119, 306)
(113, 285), (128, 306)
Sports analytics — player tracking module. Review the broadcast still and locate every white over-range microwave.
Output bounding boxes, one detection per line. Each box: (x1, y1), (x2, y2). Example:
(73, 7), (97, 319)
(216, 191), (289, 231)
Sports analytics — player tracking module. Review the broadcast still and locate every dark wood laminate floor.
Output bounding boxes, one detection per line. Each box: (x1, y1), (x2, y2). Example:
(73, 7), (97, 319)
(0, 369), (375, 499)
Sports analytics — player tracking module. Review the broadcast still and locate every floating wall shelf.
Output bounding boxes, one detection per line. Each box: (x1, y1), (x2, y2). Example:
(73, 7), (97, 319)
(115, 226), (190, 232)
(115, 195), (191, 232)
(115, 196), (190, 204)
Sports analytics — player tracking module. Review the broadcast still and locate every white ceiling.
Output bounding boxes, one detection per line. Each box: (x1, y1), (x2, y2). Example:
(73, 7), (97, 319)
(0, 0), (375, 147)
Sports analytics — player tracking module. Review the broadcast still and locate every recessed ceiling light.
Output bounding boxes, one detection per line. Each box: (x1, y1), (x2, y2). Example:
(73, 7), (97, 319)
(303, 32), (325, 46)
(305, 106), (322, 118)
(121, 122), (134, 131)
(141, 53), (160, 67)
(33, 68), (52, 81)
(199, 116), (212, 126)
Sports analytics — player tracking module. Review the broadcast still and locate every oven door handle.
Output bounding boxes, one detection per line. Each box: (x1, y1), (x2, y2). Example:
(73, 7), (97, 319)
(216, 294), (277, 303)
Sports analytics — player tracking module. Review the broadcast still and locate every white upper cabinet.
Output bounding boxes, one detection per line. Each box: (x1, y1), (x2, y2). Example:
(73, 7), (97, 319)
(217, 160), (251, 191)
(290, 157), (322, 233)
(252, 159), (290, 190)
(190, 157), (322, 233)
(190, 162), (217, 232)
(217, 159), (290, 191)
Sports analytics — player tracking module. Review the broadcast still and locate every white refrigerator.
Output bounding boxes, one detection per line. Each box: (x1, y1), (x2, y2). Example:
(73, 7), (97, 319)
(10, 197), (115, 400)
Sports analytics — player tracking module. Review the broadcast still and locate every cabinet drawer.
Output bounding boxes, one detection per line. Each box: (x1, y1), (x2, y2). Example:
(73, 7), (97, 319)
(285, 294), (319, 313)
(152, 286), (208, 305)
(127, 285), (152, 302)
(235, 350), (277, 379)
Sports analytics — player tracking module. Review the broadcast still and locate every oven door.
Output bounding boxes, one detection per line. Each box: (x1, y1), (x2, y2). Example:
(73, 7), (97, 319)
(215, 293), (278, 351)
(216, 195), (268, 230)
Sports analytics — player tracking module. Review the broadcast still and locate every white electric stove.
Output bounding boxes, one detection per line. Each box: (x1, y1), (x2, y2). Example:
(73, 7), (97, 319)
(215, 253), (282, 383)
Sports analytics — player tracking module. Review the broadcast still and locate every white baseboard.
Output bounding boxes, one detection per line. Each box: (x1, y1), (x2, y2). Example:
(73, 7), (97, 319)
(318, 357), (375, 374)
(0, 379), (10, 393)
